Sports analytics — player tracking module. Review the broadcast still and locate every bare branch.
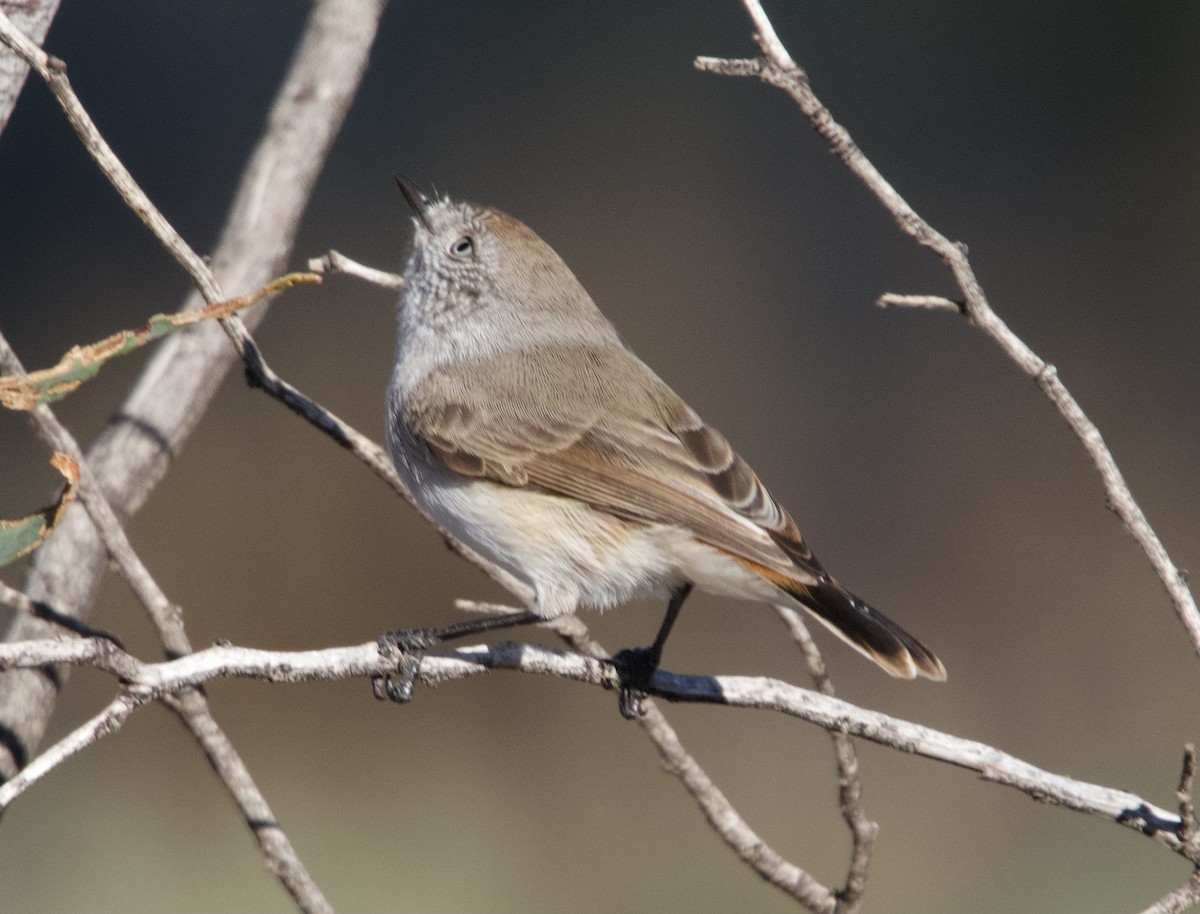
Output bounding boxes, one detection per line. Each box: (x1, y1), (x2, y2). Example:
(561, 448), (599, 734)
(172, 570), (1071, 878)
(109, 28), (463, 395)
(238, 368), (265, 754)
(308, 249), (406, 289)
(0, 4), (388, 912)
(698, 0), (1200, 659)
(875, 293), (964, 315)
(1, 634), (1186, 858)
(1179, 745), (1199, 857)
(1138, 875), (1200, 914)
(0, 0), (58, 136)
(776, 606), (877, 913)
(0, 691), (146, 808)
(544, 610), (838, 912)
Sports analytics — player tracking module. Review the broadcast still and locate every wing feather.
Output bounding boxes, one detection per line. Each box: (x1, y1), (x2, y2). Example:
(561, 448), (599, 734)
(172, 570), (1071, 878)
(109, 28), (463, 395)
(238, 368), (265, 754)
(404, 344), (823, 581)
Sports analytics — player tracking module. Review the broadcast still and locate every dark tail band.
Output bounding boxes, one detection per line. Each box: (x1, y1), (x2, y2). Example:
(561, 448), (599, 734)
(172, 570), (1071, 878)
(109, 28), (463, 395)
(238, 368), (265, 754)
(788, 579), (946, 681)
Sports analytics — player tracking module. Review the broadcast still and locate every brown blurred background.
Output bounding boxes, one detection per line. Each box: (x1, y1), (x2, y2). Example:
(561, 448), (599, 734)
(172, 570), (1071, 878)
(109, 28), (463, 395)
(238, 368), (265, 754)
(2, 2), (1199, 912)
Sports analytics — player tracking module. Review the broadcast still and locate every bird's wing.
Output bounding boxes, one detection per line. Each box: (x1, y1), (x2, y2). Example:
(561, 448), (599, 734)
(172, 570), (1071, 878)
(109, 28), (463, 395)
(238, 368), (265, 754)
(403, 343), (819, 579)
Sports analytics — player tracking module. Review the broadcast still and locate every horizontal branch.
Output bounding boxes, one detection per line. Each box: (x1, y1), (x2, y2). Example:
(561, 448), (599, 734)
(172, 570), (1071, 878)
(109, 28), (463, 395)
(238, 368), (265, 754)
(876, 292), (963, 314)
(307, 249), (405, 289)
(0, 635), (1184, 855)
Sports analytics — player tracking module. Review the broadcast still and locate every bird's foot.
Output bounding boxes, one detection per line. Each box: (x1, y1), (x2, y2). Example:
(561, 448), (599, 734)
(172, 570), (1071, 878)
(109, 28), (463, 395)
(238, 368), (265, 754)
(611, 646), (660, 720)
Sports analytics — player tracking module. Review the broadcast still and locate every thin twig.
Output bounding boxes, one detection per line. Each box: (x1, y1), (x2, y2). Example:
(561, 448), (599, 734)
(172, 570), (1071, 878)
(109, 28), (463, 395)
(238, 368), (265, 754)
(1138, 874), (1200, 914)
(308, 249), (405, 289)
(0, 11), (218, 301)
(545, 610), (837, 912)
(0, 334), (334, 914)
(1179, 744), (1198, 855)
(0, 691), (147, 807)
(697, 0), (1200, 660)
(0, 6), (388, 911)
(776, 606), (877, 913)
(875, 293), (964, 315)
(0, 578), (122, 641)
(1, 634), (1187, 857)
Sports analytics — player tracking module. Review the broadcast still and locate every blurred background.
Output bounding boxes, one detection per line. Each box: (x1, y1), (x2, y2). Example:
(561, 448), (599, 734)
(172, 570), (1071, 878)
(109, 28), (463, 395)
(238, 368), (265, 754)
(2, 1), (1199, 911)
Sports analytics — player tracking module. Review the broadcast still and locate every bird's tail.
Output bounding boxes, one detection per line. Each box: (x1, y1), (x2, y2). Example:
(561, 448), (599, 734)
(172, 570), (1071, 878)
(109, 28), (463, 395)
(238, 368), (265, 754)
(780, 578), (946, 681)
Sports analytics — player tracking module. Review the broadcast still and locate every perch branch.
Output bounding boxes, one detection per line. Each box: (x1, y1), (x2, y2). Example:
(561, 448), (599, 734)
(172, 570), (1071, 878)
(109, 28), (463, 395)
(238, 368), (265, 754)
(0, 634), (1188, 862)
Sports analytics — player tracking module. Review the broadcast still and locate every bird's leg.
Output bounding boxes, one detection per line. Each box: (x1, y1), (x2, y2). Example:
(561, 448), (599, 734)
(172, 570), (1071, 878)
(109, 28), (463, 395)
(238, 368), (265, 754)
(374, 609), (543, 703)
(613, 583), (693, 719)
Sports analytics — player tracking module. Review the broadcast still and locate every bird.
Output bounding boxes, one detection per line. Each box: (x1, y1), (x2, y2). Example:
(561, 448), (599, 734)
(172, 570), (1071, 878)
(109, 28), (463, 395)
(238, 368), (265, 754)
(380, 179), (944, 716)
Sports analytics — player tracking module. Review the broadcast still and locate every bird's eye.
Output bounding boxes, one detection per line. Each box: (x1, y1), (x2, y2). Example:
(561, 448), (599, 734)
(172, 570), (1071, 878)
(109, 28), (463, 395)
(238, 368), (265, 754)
(449, 235), (474, 257)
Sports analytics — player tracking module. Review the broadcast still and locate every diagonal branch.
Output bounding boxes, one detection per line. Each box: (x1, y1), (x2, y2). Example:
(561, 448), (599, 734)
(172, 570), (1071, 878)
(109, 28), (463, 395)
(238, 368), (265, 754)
(545, 611), (837, 912)
(0, 3), (388, 912)
(0, 691), (147, 807)
(0, 0), (385, 770)
(1139, 875), (1200, 914)
(0, 0), (59, 136)
(695, 0), (1200, 661)
(0, 332), (334, 914)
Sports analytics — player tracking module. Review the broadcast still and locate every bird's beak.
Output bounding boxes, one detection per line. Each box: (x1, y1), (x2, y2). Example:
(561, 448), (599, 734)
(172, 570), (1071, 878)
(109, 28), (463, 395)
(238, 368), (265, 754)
(394, 175), (432, 230)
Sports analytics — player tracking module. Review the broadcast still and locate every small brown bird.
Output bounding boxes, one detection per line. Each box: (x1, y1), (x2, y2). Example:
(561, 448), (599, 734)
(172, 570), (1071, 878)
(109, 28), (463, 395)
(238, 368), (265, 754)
(382, 181), (945, 714)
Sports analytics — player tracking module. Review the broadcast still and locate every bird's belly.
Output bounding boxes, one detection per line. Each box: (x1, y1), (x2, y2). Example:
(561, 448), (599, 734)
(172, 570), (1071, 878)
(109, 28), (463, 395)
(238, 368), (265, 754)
(412, 472), (682, 616)
(415, 468), (783, 614)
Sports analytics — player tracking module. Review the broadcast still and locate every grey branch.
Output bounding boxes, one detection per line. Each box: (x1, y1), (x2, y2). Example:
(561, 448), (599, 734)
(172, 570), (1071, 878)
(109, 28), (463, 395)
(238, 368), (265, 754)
(308, 249), (407, 289)
(0, 8), (815, 911)
(698, 0), (1200, 662)
(875, 293), (964, 314)
(0, 634), (1187, 859)
(777, 606), (877, 913)
(697, 2), (1200, 909)
(0, 3), (387, 912)
(543, 609), (839, 912)
(1140, 877), (1200, 914)
(0, 0), (58, 136)
(0, 692), (145, 807)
